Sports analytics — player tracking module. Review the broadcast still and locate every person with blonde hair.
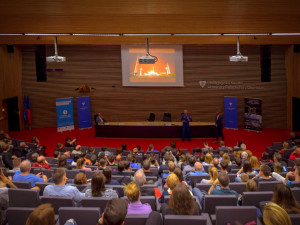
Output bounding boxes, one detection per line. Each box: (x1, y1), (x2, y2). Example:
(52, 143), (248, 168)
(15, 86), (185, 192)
(246, 179), (257, 192)
(279, 141), (290, 155)
(200, 167), (218, 184)
(203, 153), (213, 165)
(240, 173), (249, 183)
(25, 203), (55, 225)
(263, 202), (292, 225)
(160, 173), (180, 203)
(222, 153), (231, 165)
(125, 182), (152, 214)
(249, 156), (260, 170)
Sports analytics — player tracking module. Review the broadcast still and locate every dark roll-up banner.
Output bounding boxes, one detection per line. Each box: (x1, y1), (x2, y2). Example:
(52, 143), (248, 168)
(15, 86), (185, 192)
(224, 96), (238, 129)
(244, 98), (262, 131)
(77, 96), (92, 129)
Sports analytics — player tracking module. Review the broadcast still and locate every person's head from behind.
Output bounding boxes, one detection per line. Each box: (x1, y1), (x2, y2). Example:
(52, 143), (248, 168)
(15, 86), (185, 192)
(262, 152), (270, 161)
(240, 173), (249, 183)
(89, 147), (95, 154)
(209, 167), (218, 181)
(148, 144), (154, 151)
(103, 168), (112, 184)
(164, 153), (171, 163)
(53, 151), (60, 159)
(121, 144), (126, 150)
(199, 154), (205, 162)
(219, 151), (224, 158)
(52, 168), (67, 185)
(205, 153), (213, 164)
(133, 169), (146, 187)
(263, 202), (292, 225)
(98, 158), (107, 169)
(91, 172), (106, 197)
(142, 160), (151, 171)
(149, 156), (156, 166)
(242, 160), (253, 173)
(274, 162), (284, 173)
(273, 153), (282, 162)
(235, 157), (242, 167)
(218, 172), (230, 188)
(260, 164), (271, 177)
(283, 141), (289, 149)
(220, 160), (228, 171)
(168, 161), (176, 172)
(107, 155), (115, 164)
(56, 142), (63, 149)
(219, 140), (225, 146)
(90, 155), (98, 165)
(74, 172), (87, 185)
(173, 168), (184, 182)
(169, 183), (196, 215)
(76, 158), (86, 169)
(166, 173), (180, 192)
(170, 141), (176, 149)
(57, 155), (68, 168)
(101, 198), (128, 225)
(25, 203), (54, 225)
(20, 160), (31, 173)
(272, 183), (300, 214)
(117, 161), (125, 172)
(13, 157), (21, 169)
(124, 182), (140, 203)
(250, 156), (260, 168)
(241, 151), (248, 159)
(212, 157), (219, 168)
(31, 153), (39, 163)
(222, 153), (230, 164)
(246, 179), (257, 192)
(194, 162), (202, 171)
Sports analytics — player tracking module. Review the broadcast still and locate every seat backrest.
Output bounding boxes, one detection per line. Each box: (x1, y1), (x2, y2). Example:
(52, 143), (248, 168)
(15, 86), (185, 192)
(40, 196), (74, 214)
(258, 181), (281, 191)
(290, 182), (300, 188)
(228, 174), (237, 183)
(125, 214), (149, 225)
(81, 197), (112, 210)
(229, 183), (247, 194)
(59, 207), (100, 225)
(291, 187), (300, 202)
(12, 181), (32, 189)
(289, 214), (300, 225)
(190, 175), (210, 188)
(204, 195), (237, 214)
(242, 191), (273, 208)
(283, 149), (295, 159)
(66, 169), (80, 179)
(72, 184), (88, 192)
(7, 207), (35, 225)
(146, 176), (158, 182)
(195, 183), (211, 193)
(164, 215), (208, 225)
(216, 206), (257, 225)
(8, 189), (40, 207)
(35, 182), (51, 195)
(106, 185), (124, 197)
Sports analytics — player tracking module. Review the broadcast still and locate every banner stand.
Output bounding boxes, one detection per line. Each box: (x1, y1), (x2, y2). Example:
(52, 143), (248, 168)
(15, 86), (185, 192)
(224, 96), (238, 129)
(77, 96), (92, 130)
(244, 97), (262, 132)
(56, 97), (75, 132)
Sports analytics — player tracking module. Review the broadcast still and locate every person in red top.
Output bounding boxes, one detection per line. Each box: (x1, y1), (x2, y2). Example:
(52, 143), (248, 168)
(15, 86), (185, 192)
(32, 156), (51, 169)
(289, 140), (300, 161)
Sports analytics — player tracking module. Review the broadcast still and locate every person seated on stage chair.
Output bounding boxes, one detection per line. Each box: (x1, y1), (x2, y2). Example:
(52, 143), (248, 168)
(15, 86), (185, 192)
(65, 137), (78, 148)
(96, 113), (105, 125)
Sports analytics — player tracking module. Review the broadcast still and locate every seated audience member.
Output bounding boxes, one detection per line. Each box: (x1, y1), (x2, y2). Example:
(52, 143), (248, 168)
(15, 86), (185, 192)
(114, 154), (122, 165)
(132, 147), (142, 156)
(218, 151), (225, 162)
(273, 153), (287, 168)
(65, 137), (77, 148)
(159, 154), (171, 176)
(271, 184), (300, 214)
(161, 183), (200, 216)
(234, 141), (243, 150)
(73, 172), (88, 185)
(189, 162), (208, 176)
(90, 155), (98, 166)
(161, 141), (176, 155)
(175, 148), (185, 162)
(173, 168), (187, 186)
(63, 151), (74, 163)
(57, 155), (72, 170)
(279, 141), (290, 155)
(13, 142), (29, 157)
(52, 151), (61, 163)
(99, 145), (111, 157)
(163, 148), (177, 164)
(260, 152), (273, 170)
(31, 153), (39, 163)
(236, 160), (257, 182)
(13, 160), (47, 187)
(146, 144), (158, 153)
(217, 141), (228, 153)
(11, 157), (21, 171)
(98, 152), (105, 160)
(252, 164), (276, 184)
(250, 156), (261, 170)
(103, 168), (120, 185)
(272, 165), (300, 187)
(149, 156), (159, 168)
(201, 142), (211, 154)
(106, 154), (116, 166)
(240, 173), (249, 183)
(112, 161), (131, 185)
(97, 198), (128, 225)
(290, 132), (300, 143)
(98, 158), (107, 170)
(289, 140), (300, 160)
(246, 179), (258, 192)
(182, 154), (196, 175)
(72, 145), (82, 155)
(125, 182), (152, 215)
(220, 160), (229, 174)
(212, 157), (220, 169)
(160, 173), (180, 203)
(200, 166), (218, 185)
(241, 151), (249, 163)
(177, 155), (187, 170)
(76, 158), (91, 171)
(127, 154), (141, 169)
(81, 152), (91, 165)
(133, 169), (161, 197)
(234, 157), (242, 169)
(274, 162), (284, 173)
(142, 160), (157, 177)
(32, 156), (51, 169)
(121, 143), (127, 151)
(25, 203), (55, 225)
(43, 168), (85, 206)
(203, 153), (213, 166)
(222, 153), (232, 166)
(192, 147), (201, 156)
(123, 161), (132, 172)
(88, 147), (96, 155)
(56, 142), (65, 152)
(228, 147), (235, 155)
(263, 202), (292, 225)
(162, 161), (176, 181)
(85, 172), (118, 198)
(2, 144), (16, 169)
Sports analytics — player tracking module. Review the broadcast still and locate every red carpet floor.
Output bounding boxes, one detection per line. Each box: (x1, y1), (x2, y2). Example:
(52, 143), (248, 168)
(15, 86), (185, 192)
(8, 127), (294, 158)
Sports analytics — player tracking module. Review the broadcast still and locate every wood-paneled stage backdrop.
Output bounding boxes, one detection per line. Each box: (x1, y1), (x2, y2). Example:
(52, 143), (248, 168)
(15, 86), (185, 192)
(22, 45), (287, 129)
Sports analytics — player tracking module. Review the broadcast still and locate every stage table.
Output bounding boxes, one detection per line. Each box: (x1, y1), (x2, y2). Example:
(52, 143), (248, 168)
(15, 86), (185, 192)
(95, 122), (216, 138)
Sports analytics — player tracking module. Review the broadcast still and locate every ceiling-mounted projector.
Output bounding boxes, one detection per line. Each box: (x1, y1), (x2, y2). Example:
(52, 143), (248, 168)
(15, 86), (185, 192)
(139, 38), (158, 64)
(229, 36), (248, 62)
(47, 36), (66, 62)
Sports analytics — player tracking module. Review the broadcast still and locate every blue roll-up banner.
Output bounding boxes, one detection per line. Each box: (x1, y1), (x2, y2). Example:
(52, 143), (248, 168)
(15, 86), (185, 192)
(224, 96), (238, 129)
(77, 96), (92, 129)
(56, 97), (75, 132)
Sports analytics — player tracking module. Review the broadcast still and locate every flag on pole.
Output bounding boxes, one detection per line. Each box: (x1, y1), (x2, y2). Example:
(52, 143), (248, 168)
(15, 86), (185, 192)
(27, 96), (32, 125)
(24, 96), (28, 124)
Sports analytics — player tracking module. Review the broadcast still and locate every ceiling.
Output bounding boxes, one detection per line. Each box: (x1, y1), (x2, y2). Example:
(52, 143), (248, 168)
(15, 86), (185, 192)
(0, 0), (300, 45)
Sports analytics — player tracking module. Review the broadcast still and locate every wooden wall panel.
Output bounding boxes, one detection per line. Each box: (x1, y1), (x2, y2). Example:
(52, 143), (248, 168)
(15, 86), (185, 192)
(0, 45), (23, 131)
(22, 45), (287, 129)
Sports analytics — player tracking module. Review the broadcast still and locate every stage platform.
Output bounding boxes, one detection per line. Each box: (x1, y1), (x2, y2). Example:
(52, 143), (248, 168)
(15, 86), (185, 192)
(95, 122), (216, 138)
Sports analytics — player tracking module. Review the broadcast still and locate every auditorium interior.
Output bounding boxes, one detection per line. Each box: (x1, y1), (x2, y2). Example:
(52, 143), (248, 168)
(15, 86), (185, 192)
(1, 1), (300, 225)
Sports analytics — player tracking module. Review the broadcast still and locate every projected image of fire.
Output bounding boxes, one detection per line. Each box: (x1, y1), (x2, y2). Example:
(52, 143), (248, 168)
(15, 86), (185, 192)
(131, 57), (175, 82)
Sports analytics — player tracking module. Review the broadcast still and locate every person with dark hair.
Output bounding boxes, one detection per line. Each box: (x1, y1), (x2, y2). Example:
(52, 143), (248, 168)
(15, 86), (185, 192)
(43, 168), (84, 206)
(253, 164), (276, 184)
(53, 151), (60, 161)
(97, 198), (128, 225)
(81, 151), (91, 165)
(173, 168), (187, 185)
(90, 155), (98, 165)
(107, 154), (116, 166)
(161, 183), (200, 216)
(181, 109), (192, 142)
(162, 161), (176, 182)
(273, 153), (287, 168)
(76, 158), (91, 171)
(161, 141), (176, 155)
(271, 184), (300, 214)
(234, 157), (242, 169)
(56, 142), (64, 151)
(103, 168), (120, 185)
(219, 160), (229, 173)
(1, 144), (16, 169)
(98, 158), (107, 170)
(85, 172), (118, 198)
(112, 161), (131, 184)
(121, 144), (127, 151)
(65, 137), (77, 148)
(214, 111), (224, 142)
(25, 203), (55, 225)
(158, 154), (171, 176)
(126, 154), (141, 169)
(234, 141), (243, 150)
(235, 160), (257, 182)
(73, 172), (88, 185)
(260, 152), (273, 170)
(182, 155), (196, 175)
(142, 160), (157, 177)
(57, 155), (71, 169)
(99, 145), (111, 157)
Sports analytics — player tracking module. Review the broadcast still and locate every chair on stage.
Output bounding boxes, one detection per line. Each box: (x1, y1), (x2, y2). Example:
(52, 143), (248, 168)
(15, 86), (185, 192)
(162, 113), (171, 122)
(146, 113), (155, 122)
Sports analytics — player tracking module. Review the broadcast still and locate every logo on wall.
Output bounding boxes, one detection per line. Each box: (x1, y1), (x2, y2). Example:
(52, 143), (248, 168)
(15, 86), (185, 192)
(63, 110), (68, 115)
(199, 81), (206, 88)
(75, 84), (95, 93)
